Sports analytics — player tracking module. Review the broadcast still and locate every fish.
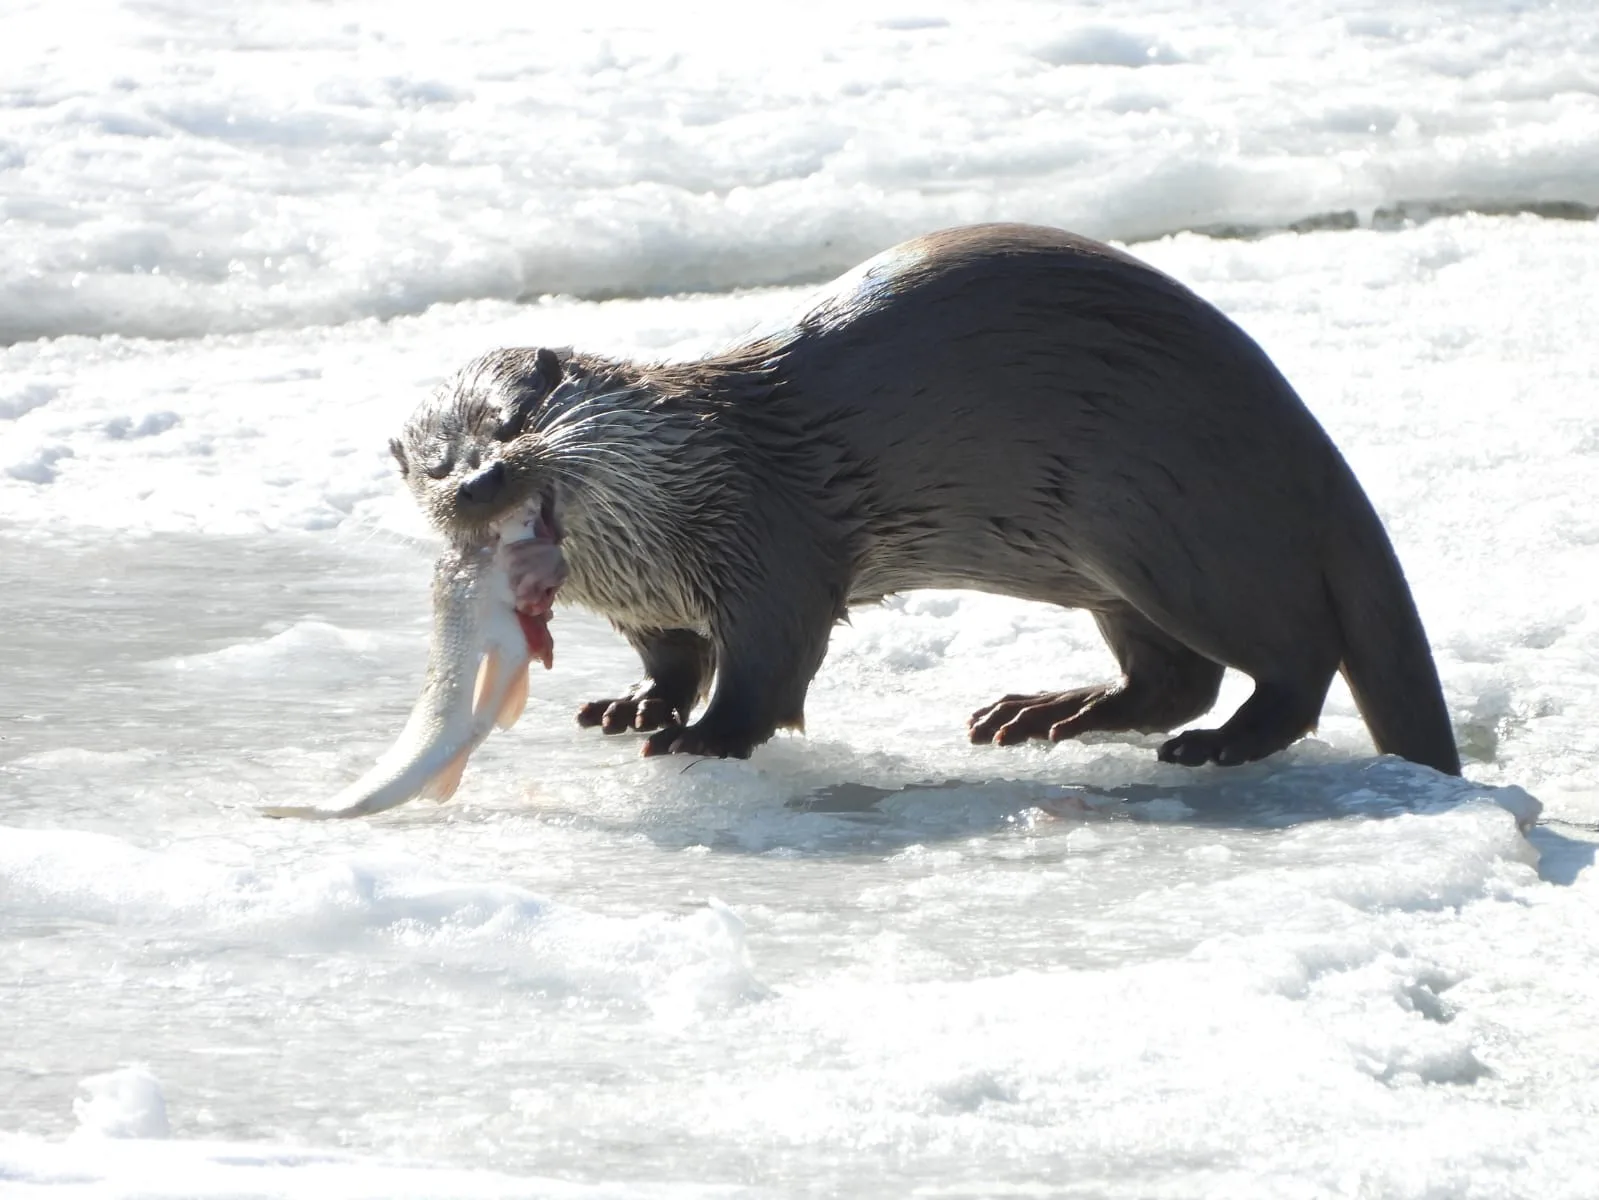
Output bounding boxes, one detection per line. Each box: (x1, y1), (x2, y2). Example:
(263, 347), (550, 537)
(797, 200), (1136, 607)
(262, 506), (563, 820)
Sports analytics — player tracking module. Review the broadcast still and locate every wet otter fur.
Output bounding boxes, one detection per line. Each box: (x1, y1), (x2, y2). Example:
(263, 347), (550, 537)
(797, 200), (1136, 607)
(388, 222), (1461, 775)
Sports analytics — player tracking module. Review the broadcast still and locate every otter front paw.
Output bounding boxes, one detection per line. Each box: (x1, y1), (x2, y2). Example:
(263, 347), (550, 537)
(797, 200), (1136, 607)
(640, 725), (756, 759)
(576, 693), (685, 734)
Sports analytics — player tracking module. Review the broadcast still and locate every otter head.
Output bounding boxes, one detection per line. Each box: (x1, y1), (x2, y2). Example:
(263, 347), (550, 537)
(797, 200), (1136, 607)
(389, 346), (570, 545)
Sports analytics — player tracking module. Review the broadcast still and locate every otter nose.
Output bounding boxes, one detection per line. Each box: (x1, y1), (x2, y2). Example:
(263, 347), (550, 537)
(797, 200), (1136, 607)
(456, 460), (506, 509)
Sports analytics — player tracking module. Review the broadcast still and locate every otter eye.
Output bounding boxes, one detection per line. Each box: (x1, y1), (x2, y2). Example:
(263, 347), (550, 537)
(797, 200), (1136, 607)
(492, 412), (524, 442)
(493, 405), (532, 442)
(423, 451), (455, 481)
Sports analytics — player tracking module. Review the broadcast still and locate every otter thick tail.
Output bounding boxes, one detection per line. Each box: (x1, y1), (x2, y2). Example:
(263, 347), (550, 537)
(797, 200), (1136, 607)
(1323, 461), (1461, 776)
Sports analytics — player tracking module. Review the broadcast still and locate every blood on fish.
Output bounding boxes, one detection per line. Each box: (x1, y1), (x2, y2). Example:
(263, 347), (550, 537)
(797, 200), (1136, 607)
(518, 610), (554, 669)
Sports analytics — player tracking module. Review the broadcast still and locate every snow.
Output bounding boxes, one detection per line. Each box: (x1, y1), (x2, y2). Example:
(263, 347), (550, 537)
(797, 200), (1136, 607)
(4, 0), (1599, 343)
(3, 0), (1599, 1196)
(72, 1067), (170, 1140)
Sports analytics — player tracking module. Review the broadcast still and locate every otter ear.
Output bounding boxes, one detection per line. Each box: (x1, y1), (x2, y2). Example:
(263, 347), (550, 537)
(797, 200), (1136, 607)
(533, 346), (563, 384)
(494, 347), (566, 442)
(389, 437), (409, 478)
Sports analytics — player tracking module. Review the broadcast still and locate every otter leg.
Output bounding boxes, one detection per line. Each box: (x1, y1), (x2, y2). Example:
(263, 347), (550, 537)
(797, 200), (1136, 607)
(969, 606), (1225, 747)
(643, 596), (835, 760)
(1156, 674), (1334, 767)
(1120, 588), (1340, 768)
(577, 627), (714, 734)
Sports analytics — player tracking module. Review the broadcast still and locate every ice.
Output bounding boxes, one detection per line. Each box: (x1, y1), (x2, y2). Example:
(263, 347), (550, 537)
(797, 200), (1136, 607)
(4, 0), (1599, 1193)
(1, 1137), (738, 1199)
(1033, 26), (1186, 69)
(3, 756), (1583, 1195)
(72, 1067), (170, 1140)
(4, 1), (1599, 343)
(160, 621), (386, 674)
(4, 213), (1599, 1190)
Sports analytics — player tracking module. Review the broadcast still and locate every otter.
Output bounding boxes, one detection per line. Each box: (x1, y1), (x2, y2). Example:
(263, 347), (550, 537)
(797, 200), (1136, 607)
(387, 223), (1461, 776)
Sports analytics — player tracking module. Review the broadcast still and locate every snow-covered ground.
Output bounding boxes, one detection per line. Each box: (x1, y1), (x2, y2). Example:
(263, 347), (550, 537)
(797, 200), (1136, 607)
(6, 0), (1598, 343)
(3, 2), (1598, 1196)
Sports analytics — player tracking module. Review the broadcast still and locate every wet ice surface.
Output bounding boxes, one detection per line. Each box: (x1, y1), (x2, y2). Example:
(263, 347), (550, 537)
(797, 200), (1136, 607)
(4, 217), (1599, 1195)
(4, 348), (1599, 1197)
(0, 530), (1586, 1197)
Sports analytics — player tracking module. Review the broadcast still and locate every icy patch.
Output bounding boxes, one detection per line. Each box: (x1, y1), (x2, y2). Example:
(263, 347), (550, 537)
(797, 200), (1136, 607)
(0, 1135), (742, 1199)
(4, 442), (74, 484)
(159, 621), (388, 675)
(1033, 26), (1185, 68)
(4, 1), (1599, 341)
(0, 828), (764, 1017)
(104, 411), (180, 440)
(876, 15), (950, 32)
(72, 1067), (170, 1140)
(0, 381), (56, 420)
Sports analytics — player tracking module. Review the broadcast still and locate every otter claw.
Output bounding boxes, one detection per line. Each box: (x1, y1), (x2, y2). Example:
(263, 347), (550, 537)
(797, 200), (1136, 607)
(577, 692), (687, 733)
(641, 726), (754, 759)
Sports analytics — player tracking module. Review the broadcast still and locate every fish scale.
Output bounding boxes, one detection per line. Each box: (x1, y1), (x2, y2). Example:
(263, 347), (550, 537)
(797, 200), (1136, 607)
(262, 514), (541, 820)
